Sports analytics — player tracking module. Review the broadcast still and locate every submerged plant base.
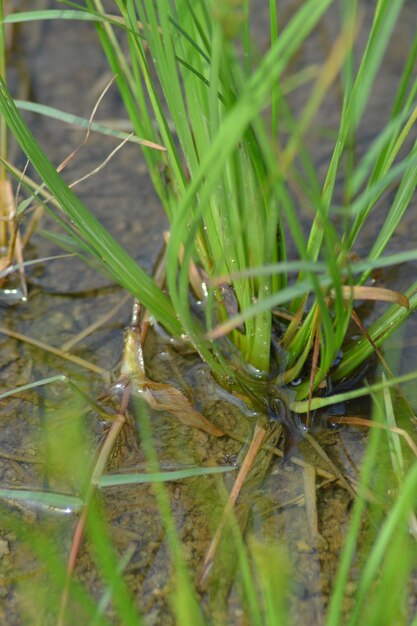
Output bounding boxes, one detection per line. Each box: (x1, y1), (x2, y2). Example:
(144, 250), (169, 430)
(0, 303), (405, 626)
(203, 309), (379, 446)
(135, 328), (375, 623)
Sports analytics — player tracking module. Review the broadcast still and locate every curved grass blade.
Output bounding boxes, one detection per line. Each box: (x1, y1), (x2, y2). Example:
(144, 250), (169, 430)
(0, 375), (67, 400)
(15, 100), (165, 150)
(2, 8), (124, 28)
(0, 253), (73, 280)
(291, 368), (417, 413)
(333, 283), (417, 381)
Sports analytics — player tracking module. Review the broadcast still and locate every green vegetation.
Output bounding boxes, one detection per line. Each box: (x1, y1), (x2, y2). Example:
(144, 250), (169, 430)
(1, 1), (417, 625)
(2, 0), (417, 415)
(1, 389), (417, 625)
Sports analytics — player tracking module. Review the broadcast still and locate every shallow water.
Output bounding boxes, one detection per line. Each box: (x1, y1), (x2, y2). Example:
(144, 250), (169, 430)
(1, 2), (417, 625)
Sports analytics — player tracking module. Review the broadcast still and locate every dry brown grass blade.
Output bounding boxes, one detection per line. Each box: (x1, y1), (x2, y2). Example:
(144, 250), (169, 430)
(0, 177), (28, 298)
(56, 76), (164, 173)
(351, 309), (390, 370)
(60, 293), (131, 352)
(0, 179), (13, 220)
(56, 384), (131, 626)
(334, 285), (410, 309)
(0, 160), (48, 248)
(57, 76), (117, 175)
(205, 314), (246, 340)
(272, 308), (295, 322)
(0, 325), (109, 380)
(164, 231), (206, 302)
(330, 416), (417, 458)
(0, 179), (15, 280)
(0, 179), (11, 248)
(21, 204), (43, 249)
(198, 423), (267, 588)
(142, 381), (224, 437)
(304, 433), (357, 498)
(122, 313), (223, 437)
(282, 295), (308, 347)
(68, 133), (134, 190)
(11, 229), (27, 300)
(223, 427), (353, 486)
(303, 463), (319, 539)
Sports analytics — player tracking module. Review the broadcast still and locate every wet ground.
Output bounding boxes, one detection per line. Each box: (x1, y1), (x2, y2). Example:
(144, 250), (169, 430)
(1, 2), (417, 625)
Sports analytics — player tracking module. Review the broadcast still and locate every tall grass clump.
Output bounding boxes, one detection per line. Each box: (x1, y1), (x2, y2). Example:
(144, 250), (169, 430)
(2, 0), (417, 418)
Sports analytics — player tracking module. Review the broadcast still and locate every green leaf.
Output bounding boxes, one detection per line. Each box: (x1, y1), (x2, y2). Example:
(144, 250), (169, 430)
(99, 465), (234, 487)
(0, 77), (182, 336)
(15, 100), (165, 149)
(0, 488), (84, 512)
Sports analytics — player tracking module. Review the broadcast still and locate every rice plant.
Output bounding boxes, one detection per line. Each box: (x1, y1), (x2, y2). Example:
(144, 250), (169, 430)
(2, 3), (417, 625)
(2, 0), (417, 424)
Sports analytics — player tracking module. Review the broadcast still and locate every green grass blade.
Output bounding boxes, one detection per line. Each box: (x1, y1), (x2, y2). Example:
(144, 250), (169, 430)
(368, 147), (417, 262)
(15, 100), (164, 148)
(269, 0), (279, 137)
(333, 283), (417, 382)
(2, 8), (122, 27)
(325, 409), (382, 626)
(133, 398), (207, 626)
(382, 378), (405, 484)
(91, 546), (137, 626)
(348, 459), (417, 624)
(0, 375), (67, 400)
(0, 77), (182, 336)
(87, 498), (143, 626)
(0, 489), (84, 512)
(308, 0), (406, 261)
(99, 466), (235, 487)
(292, 368), (417, 413)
